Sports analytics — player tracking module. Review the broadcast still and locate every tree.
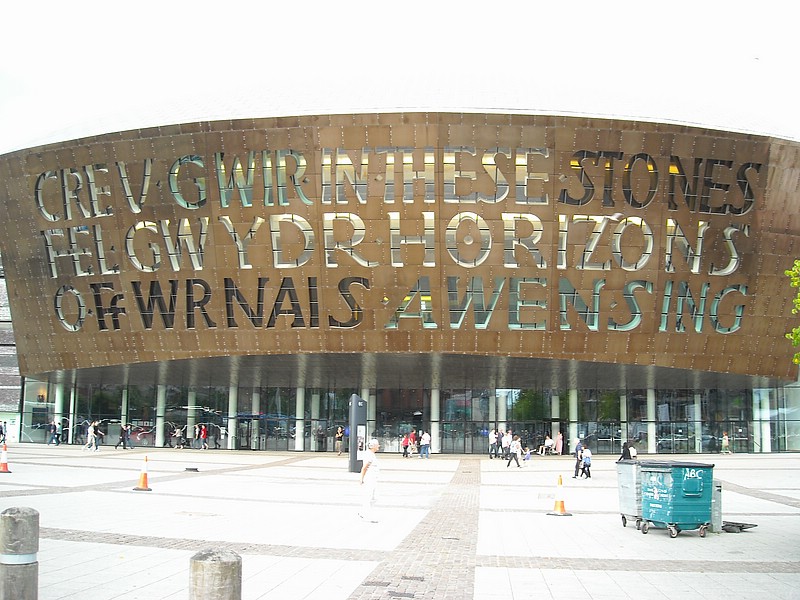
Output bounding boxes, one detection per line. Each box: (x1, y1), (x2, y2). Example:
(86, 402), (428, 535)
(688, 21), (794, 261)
(513, 389), (548, 421)
(785, 259), (800, 364)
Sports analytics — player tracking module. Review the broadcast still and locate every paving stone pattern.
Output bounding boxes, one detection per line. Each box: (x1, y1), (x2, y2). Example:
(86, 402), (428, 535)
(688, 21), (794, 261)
(0, 446), (799, 599)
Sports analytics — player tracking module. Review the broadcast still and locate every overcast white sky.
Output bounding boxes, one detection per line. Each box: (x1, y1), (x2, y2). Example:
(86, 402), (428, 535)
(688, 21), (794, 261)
(0, 1), (797, 154)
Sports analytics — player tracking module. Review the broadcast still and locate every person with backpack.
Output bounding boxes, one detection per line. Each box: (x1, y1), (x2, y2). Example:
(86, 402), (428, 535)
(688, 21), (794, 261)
(580, 444), (593, 478)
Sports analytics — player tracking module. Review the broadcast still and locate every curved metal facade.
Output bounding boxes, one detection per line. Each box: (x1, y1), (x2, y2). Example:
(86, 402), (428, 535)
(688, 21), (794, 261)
(0, 112), (798, 391)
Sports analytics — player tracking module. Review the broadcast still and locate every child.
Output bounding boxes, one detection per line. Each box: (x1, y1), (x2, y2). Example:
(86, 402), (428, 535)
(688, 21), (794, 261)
(581, 444), (593, 478)
(522, 445), (532, 463)
(721, 432), (730, 454)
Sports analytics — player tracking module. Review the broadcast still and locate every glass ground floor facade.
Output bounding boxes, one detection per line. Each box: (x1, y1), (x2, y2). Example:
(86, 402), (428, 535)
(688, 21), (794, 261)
(15, 379), (800, 455)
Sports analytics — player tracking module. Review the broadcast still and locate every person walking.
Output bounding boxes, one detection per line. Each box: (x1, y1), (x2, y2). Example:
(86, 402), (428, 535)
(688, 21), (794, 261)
(580, 444), (593, 478)
(115, 423), (128, 449)
(335, 426), (345, 455)
(83, 420), (100, 452)
(173, 425), (186, 449)
(163, 423), (174, 448)
(420, 430), (431, 458)
(47, 420), (60, 445)
(502, 430), (512, 460)
(494, 430), (503, 458)
(401, 432), (410, 458)
(359, 439), (381, 522)
(200, 424), (208, 449)
(572, 439), (584, 478)
(212, 425), (221, 449)
(507, 435), (522, 468)
(94, 422), (105, 449)
(488, 429), (497, 459)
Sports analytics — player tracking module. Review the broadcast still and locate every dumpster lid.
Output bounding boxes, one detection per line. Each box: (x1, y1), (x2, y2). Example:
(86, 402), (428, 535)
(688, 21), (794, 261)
(638, 460), (715, 469)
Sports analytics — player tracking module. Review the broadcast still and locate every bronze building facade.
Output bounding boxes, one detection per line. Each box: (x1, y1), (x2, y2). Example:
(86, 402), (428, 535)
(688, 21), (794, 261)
(1, 112), (799, 454)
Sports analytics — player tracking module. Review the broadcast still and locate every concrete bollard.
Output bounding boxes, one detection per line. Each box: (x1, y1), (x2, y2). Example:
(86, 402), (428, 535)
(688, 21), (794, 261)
(0, 507), (39, 600)
(189, 549), (242, 600)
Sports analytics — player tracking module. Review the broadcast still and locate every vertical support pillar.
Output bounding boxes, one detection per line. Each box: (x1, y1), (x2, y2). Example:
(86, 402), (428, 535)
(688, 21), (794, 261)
(53, 382), (64, 435)
(619, 393), (628, 452)
(227, 386), (238, 450)
(250, 390), (260, 450)
(489, 390), (496, 424)
(568, 388), (578, 454)
(187, 390), (197, 447)
(754, 389), (772, 453)
(550, 392), (560, 441)
(693, 393), (703, 453)
(189, 549), (241, 600)
(362, 388), (374, 440)
(369, 393), (377, 443)
(68, 383), (77, 445)
(311, 392), (321, 451)
(761, 390), (773, 453)
(752, 390), (762, 452)
(498, 391), (508, 432)
(647, 388), (657, 454)
(155, 385), (166, 448)
(0, 507), (39, 600)
(294, 388), (305, 452)
(120, 388), (129, 429)
(430, 388), (440, 454)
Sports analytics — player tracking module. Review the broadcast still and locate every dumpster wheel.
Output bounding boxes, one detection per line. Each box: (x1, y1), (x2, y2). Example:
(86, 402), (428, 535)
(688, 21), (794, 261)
(641, 521), (649, 534)
(621, 515), (627, 527)
(635, 518), (642, 530)
(699, 525), (708, 537)
(668, 525), (679, 538)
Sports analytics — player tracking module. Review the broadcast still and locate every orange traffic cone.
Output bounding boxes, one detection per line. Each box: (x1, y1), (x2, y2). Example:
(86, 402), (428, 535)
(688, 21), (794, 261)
(133, 455), (152, 491)
(0, 444), (10, 473)
(547, 474), (572, 516)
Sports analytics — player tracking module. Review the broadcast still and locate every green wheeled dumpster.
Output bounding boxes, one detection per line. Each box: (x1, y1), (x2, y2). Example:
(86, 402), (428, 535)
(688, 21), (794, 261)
(615, 459), (642, 529)
(639, 460), (715, 538)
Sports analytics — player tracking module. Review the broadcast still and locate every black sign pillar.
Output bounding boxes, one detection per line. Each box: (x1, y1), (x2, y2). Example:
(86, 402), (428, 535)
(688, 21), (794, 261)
(348, 394), (367, 473)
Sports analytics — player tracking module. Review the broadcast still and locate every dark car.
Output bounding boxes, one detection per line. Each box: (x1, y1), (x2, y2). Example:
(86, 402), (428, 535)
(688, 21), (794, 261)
(131, 425), (155, 446)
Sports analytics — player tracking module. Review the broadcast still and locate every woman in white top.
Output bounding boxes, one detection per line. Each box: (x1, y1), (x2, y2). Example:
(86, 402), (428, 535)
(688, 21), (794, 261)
(507, 435), (522, 468)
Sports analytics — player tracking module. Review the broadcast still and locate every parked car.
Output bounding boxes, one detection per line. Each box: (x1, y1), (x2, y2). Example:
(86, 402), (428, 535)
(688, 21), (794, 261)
(131, 425), (155, 446)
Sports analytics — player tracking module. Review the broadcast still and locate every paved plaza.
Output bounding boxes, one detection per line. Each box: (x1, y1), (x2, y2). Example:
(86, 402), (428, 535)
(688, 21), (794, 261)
(0, 443), (797, 599)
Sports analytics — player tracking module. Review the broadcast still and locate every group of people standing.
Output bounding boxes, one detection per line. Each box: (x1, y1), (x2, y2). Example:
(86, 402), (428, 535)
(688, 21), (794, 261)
(171, 424), (212, 449)
(487, 429), (529, 467)
(401, 430), (431, 458)
(489, 429), (563, 465)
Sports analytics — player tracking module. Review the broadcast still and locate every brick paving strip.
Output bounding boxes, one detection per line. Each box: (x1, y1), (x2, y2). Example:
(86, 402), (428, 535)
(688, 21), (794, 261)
(346, 458), (482, 600)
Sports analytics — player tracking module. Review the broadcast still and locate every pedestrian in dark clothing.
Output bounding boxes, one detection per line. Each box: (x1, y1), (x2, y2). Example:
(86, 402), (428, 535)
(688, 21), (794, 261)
(115, 424), (128, 449)
(572, 439), (584, 478)
(618, 441), (632, 461)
